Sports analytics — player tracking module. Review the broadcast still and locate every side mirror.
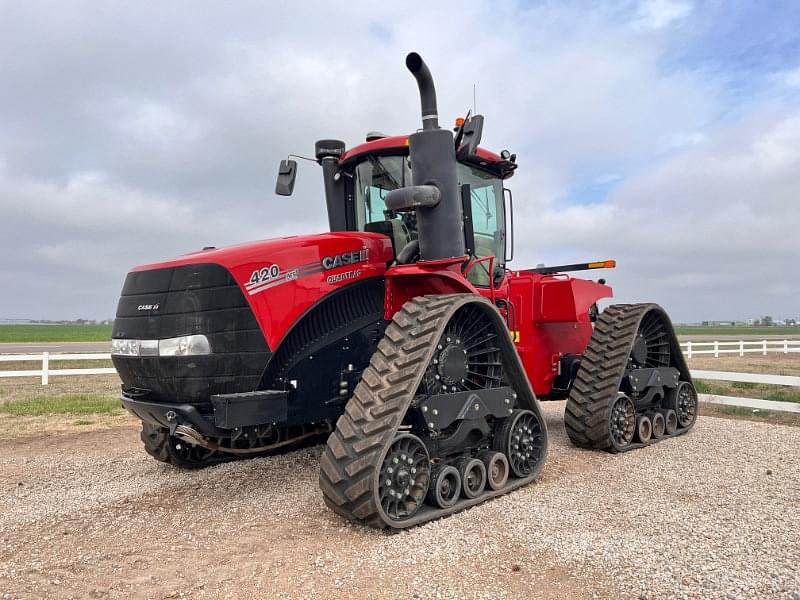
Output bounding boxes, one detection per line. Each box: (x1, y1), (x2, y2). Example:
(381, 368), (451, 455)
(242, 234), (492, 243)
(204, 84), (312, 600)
(275, 159), (298, 196)
(456, 114), (484, 161)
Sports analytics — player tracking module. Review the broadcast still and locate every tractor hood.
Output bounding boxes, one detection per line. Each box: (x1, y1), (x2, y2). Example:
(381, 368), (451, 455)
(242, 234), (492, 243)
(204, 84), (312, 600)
(118, 231), (394, 350)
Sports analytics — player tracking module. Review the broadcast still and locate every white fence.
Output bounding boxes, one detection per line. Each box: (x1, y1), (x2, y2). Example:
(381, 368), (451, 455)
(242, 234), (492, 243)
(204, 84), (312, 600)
(0, 351), (799, 412)
(681, 339), (800, 358)
(0, 352), (115, 385)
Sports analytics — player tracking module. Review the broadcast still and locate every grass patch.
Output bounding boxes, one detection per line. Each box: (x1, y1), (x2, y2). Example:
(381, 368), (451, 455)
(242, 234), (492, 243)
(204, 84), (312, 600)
(731, 381), (757, 390)
(716, 405), (776, 419)
(0, 324), (112, 343)
(695, 379), (800, 404)
(694, 380), (712, 394)
(0, 394), (121, 417)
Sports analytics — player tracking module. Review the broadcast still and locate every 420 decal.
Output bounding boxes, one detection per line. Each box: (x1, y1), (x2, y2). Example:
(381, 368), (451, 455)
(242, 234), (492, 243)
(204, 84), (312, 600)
(249, 264), (281, 286)
(245, 263), (300, 295)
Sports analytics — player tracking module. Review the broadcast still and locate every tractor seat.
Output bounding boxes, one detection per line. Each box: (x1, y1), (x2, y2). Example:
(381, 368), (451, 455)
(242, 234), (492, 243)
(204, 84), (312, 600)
(364, 220), (412, 260)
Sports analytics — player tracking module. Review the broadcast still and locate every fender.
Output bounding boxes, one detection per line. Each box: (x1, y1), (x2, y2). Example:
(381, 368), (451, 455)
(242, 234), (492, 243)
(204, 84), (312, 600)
(383, 257), (479, 319)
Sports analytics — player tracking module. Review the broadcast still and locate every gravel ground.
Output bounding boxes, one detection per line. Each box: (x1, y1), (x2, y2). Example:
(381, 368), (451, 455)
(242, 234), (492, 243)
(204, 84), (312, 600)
(1, 402), (798, 600)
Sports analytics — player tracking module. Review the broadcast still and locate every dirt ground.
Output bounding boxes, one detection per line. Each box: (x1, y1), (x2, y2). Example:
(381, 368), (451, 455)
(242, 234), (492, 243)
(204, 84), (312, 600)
(2, 403), (799, 600)
(687, 353), (800, 376)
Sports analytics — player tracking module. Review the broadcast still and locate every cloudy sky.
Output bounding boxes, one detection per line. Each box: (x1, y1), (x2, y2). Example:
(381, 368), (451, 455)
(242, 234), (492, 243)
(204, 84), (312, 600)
(1, 0), (798, 322)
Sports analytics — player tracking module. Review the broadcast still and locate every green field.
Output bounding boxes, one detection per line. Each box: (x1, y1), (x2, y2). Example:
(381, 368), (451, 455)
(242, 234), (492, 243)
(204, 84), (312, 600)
(0, 394), (121, 416)
(0, 324), (112, 343)
(675, 326), (800, 337)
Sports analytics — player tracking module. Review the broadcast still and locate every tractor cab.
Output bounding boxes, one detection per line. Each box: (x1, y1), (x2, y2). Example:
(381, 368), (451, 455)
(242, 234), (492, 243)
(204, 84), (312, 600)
(278, 132), (518, 287)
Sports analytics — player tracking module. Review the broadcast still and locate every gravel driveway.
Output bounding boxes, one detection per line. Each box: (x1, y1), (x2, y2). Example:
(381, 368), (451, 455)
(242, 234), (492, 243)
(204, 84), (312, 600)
(1, 402), (798, 599)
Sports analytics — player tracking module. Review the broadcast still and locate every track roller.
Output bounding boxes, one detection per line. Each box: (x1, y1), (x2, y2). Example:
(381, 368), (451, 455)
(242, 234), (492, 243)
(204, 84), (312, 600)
(664, 409), (678, 435)
(651, 412), (666, 439)
(427, 465), (461, 509)
(636, 415), (652, 443)
(458, 458), (487, 499)
(479, 450), (509, 490)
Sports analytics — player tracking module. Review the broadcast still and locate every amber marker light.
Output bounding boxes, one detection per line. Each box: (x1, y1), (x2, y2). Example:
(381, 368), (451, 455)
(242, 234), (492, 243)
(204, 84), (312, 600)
(588, 260), (616, 269)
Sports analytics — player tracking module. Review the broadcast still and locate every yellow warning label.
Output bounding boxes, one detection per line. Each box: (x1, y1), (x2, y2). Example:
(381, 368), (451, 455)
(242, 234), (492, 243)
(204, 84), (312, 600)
(510, 330), (520, 343)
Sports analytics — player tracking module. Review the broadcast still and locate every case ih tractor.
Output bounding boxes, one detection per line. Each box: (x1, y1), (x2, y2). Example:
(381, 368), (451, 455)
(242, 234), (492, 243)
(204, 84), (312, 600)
(112, 53), (697, 529)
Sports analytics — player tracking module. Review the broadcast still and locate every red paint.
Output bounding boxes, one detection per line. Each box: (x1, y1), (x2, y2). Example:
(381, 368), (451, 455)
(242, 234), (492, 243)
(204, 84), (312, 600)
(340, 135), (503, 168)
(506, 271), (612, 396)
(128, 232), (612, 397)
(133, 232), (394, 350)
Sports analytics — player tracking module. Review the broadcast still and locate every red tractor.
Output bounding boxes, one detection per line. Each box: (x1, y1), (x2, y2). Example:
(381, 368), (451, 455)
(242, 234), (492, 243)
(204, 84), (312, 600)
(112, 53), (697, 529)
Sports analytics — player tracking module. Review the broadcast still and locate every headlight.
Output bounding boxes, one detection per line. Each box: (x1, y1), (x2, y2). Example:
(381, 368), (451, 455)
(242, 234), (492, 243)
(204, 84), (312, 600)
(111, 335), (211, 357)
(158, 335), (212, 356)
(111, 339), (140, 356)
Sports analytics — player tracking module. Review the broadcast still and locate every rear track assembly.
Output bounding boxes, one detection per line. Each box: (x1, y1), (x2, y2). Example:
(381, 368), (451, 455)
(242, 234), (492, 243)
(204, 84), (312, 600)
(319, 294), (548, 529)
(564, 303), (697, 452)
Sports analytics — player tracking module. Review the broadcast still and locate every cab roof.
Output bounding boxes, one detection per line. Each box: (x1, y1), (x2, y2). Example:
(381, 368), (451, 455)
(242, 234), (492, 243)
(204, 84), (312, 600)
(339, 135), (517, 179)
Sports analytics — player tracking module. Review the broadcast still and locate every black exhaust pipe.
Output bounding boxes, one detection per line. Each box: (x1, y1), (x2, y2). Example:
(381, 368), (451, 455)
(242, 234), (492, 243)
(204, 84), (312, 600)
(406, 52), (439, 130)
(384, 52), (464, 261)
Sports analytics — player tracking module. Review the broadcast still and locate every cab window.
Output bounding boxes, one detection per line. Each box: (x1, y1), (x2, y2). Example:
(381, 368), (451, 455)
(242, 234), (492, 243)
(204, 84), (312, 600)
(458, 164), (505, 287)
(354, 156), (414, 235)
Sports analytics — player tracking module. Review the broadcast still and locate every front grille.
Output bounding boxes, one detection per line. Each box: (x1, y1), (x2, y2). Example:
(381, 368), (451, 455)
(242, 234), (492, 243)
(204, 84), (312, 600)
(112, 263), (270, 405)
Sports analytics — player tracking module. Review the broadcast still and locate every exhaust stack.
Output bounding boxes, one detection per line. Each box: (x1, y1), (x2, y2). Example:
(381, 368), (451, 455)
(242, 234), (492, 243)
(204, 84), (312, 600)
(406, 52), (439, 131)
(386, 53), (465, 261)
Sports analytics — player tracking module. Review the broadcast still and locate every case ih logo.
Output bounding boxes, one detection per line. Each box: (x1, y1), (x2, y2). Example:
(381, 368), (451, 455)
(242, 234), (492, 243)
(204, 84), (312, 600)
(322, 248), (369, 270)
(137, 304), (159, 311)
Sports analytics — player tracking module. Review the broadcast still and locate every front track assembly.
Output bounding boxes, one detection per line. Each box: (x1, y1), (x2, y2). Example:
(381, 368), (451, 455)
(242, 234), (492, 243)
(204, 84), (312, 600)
(565, 303), (697, 452)
(319, 294), (548, 529)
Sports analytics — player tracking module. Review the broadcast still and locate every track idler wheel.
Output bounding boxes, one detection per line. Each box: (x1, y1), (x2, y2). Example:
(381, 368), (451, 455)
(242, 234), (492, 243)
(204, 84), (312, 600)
(636, 415), (652, 443)
(458, 458), (487, 499)
(664, 409), (678, 435)
(427, 465), (461, 509)
(495, 409), (545, 478)
(378, 434), (431, 522)
(479, 451), (509, 490)
(608, 394), (636, 451)
(672, 381), (698, 429)
(651, 412), (666, 439)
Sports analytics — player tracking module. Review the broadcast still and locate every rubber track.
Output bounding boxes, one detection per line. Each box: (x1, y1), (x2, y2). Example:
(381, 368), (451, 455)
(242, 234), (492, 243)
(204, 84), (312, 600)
(140, 422), (239, 468)
(564, 303), (694, 452)
(318, 294), (546, 529)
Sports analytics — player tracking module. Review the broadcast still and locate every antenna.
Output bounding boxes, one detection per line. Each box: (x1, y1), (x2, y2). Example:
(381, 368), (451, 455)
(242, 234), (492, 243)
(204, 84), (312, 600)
(473, 83), (477, 114)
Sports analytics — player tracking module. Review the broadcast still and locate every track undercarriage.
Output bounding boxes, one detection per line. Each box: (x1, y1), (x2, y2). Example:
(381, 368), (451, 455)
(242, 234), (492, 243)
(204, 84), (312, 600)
(565, 303), (698, 452)
(140, 421), (333, 468)
(319, 294), (548, 529)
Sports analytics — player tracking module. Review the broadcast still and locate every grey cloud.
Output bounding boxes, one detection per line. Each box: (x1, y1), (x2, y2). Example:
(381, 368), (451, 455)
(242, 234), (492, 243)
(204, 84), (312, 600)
(0, 1), (796, 321)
